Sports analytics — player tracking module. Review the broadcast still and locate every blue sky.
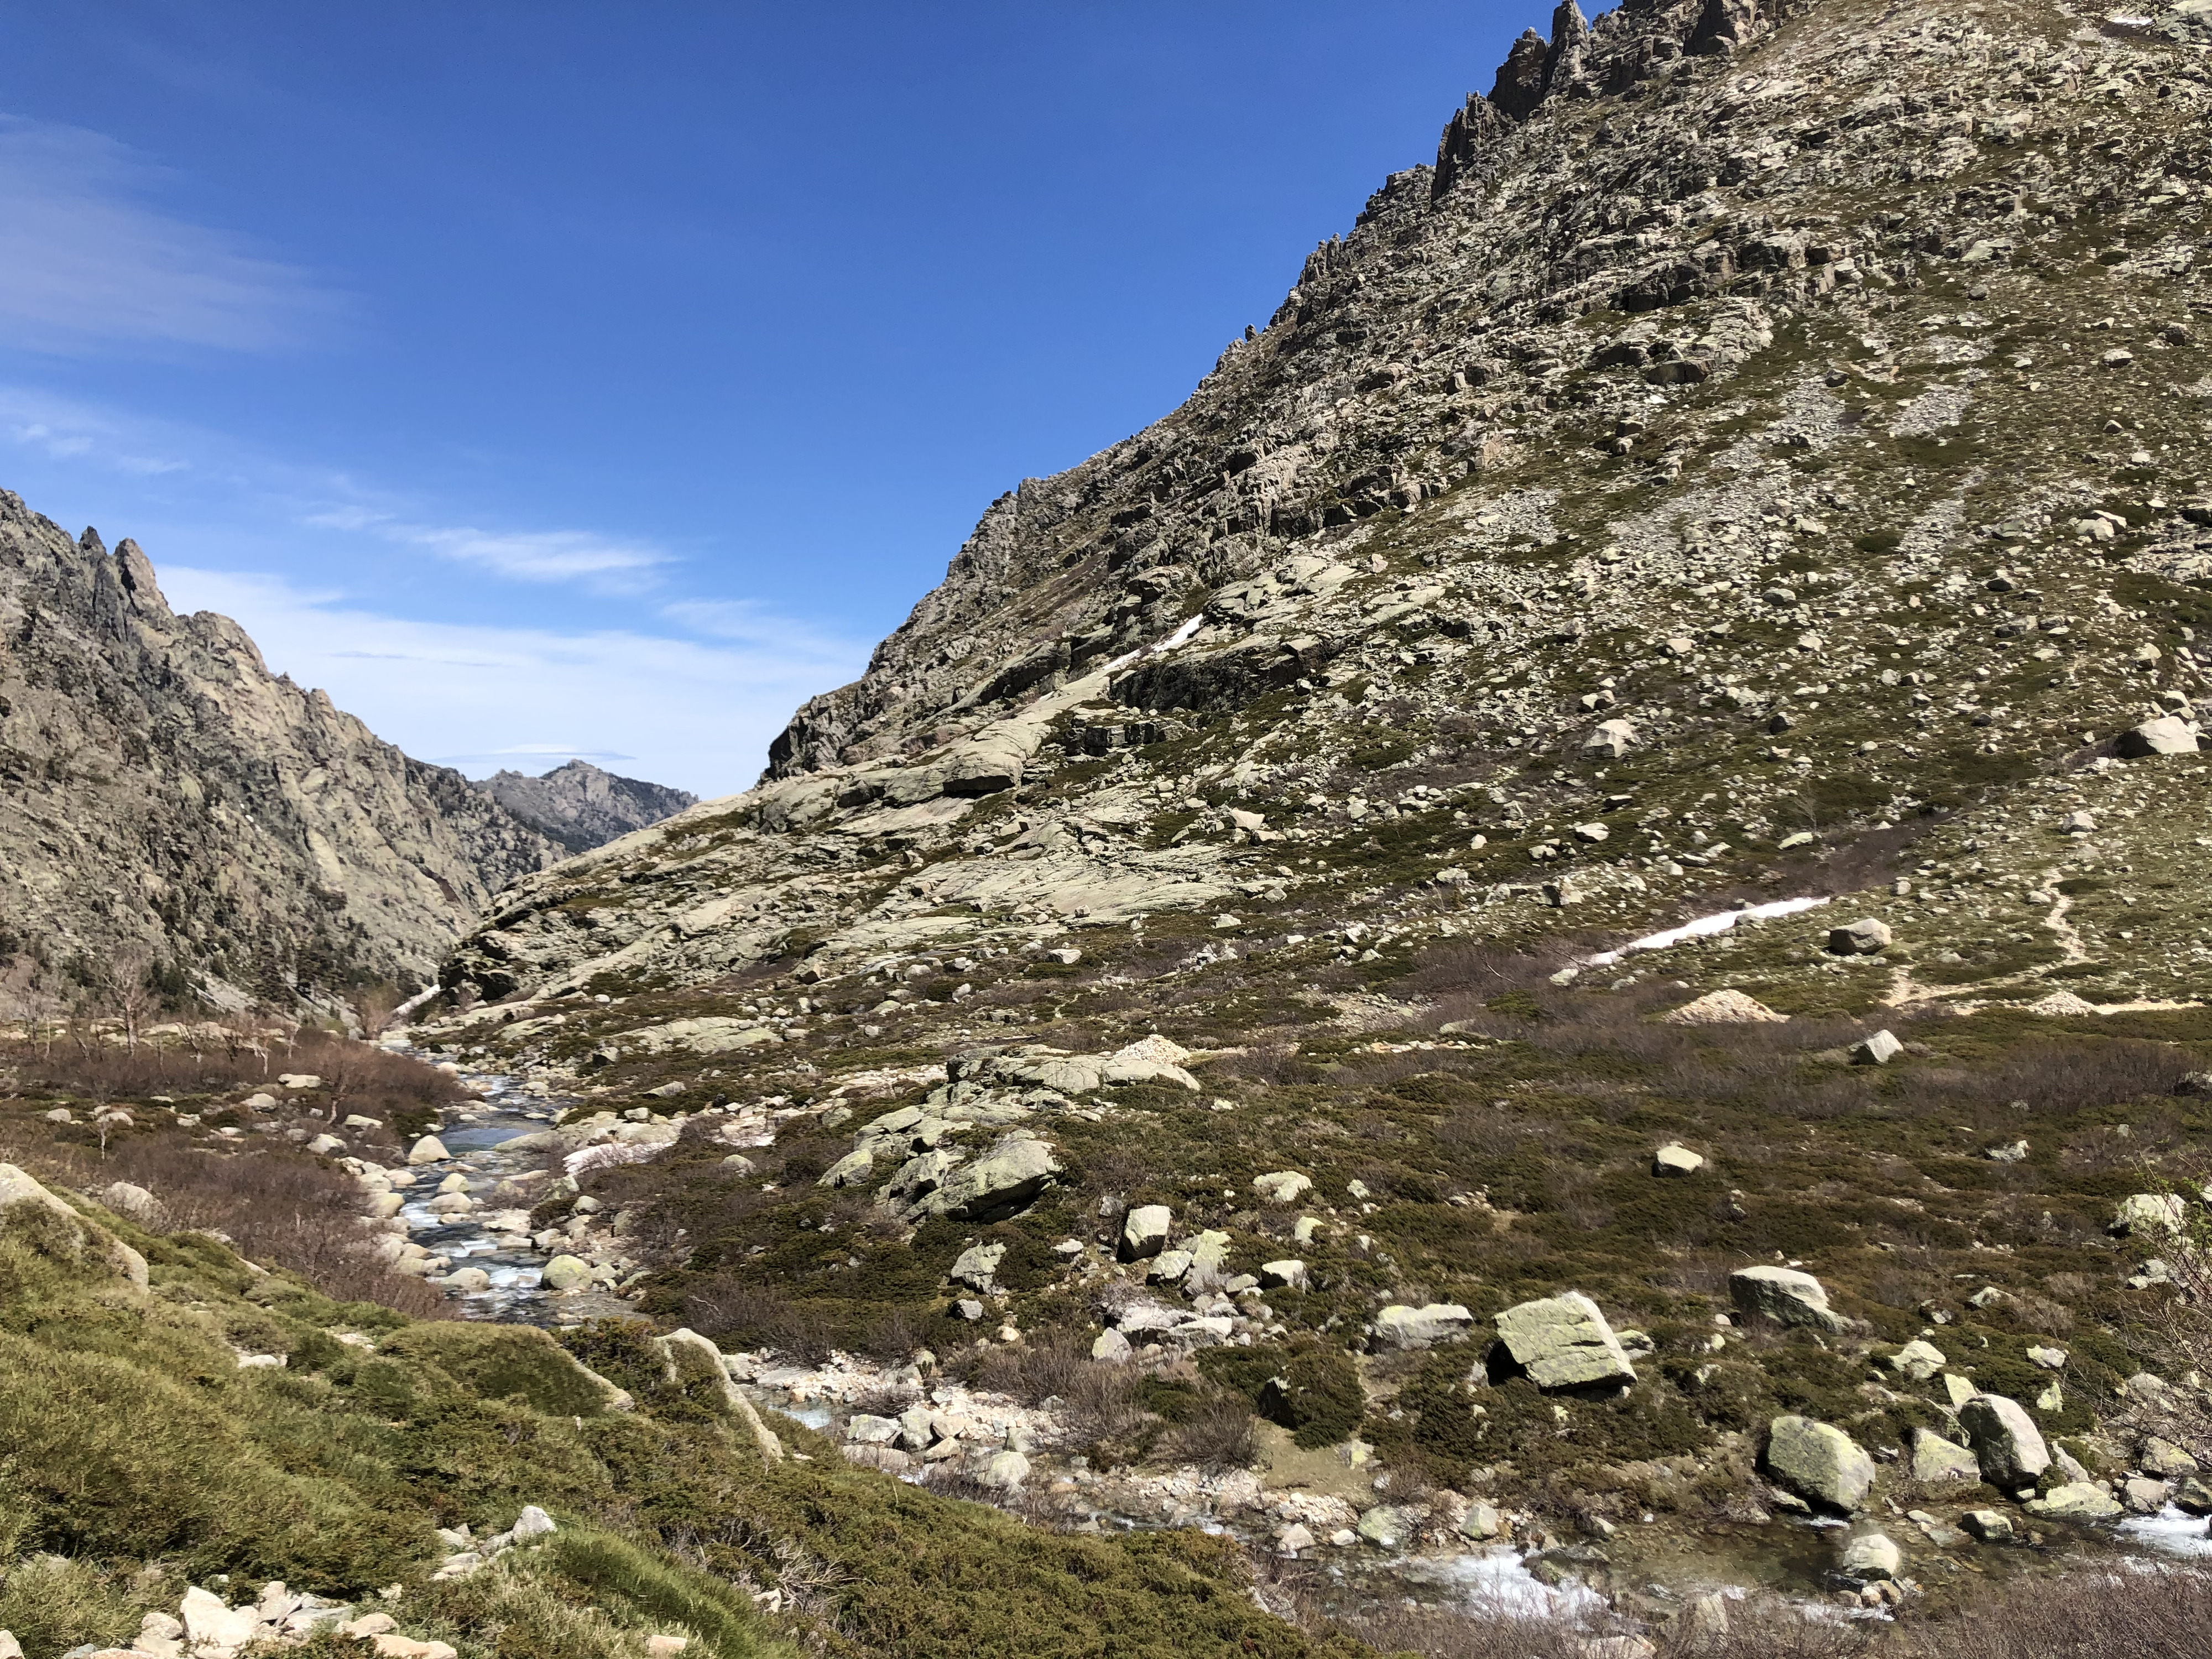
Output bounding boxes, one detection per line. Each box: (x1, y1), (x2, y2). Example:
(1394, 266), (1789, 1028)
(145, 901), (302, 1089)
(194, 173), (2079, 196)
(0, 3), (1545, 796)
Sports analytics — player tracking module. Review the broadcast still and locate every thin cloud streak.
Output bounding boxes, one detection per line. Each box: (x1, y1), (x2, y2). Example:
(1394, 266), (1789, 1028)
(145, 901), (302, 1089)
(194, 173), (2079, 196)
(0, 116), (345, 354)
(158, 567), (865, 798)
(306, 507), (671, 586)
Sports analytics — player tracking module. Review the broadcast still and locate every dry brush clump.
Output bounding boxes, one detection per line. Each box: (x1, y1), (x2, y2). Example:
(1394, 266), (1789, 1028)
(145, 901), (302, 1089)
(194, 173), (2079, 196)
(2, 1022), (469, 1133)
(0, 1124), (450, 1317)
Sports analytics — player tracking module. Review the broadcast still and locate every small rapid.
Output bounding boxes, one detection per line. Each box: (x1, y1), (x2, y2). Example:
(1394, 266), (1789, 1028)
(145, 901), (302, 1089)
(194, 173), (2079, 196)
(371, 1046), (603, 1326)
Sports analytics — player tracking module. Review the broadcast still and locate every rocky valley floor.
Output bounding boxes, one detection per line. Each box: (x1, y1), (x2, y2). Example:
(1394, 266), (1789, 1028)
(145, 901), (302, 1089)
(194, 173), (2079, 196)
(8, 0), (2212, 1648)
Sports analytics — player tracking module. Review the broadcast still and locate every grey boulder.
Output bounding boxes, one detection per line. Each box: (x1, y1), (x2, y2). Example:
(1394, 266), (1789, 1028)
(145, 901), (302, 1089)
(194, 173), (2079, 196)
(2118, 716), (2201, 758)
(1372, 1302), (1474, 1351)
(1766, 1415), (1876, 1512)
(1957, 1393), (2050, 1488)
(1492, 1292), (1637, 1390)
(1730, 1265), (1845, 1332)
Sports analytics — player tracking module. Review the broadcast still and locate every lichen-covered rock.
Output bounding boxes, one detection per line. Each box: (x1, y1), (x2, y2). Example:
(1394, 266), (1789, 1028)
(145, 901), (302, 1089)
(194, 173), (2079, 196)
(1888, 1339), (1947, 1382)
(1730, 1265), (1845, 1332)
(1372, 1303), (1474, 1351)
(1765, 1416), (1876, 1512)
(1909, 1428), (1980, 1485)
(2111, 1192), (2188, 1235)
(1119, 1204), (1172, 1261)
(2025, 1483), (2123, 1522)
(926, 1137), (1061, 1223)
(1492, 1292), (1637, 1390)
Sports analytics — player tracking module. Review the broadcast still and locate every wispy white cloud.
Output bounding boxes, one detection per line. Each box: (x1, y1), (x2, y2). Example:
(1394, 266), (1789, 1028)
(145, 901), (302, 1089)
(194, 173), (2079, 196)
(306, 506), (670, 587)
(660, 597), (857, 658)
(0, 116), (344, 354)
(156, 566), (865, 798)
(0, 384), (196, 476)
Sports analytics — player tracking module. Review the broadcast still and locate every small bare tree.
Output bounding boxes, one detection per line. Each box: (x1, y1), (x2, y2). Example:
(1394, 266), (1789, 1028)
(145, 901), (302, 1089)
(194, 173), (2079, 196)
(353, 982), (401, 1040)
(107, 949), (159, 1053)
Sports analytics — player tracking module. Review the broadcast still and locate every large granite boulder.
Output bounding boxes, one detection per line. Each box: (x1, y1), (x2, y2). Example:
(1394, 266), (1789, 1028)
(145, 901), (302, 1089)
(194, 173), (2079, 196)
(1730, 1265), (1845, 1332)
(1492, 1292), (1637, 1390)
(1765, 1415), (1876, 1512)
(1958, 1394), (2049, 1488)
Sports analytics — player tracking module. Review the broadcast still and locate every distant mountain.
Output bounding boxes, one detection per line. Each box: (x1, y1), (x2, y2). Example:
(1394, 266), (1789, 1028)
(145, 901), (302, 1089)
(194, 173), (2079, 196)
(472, 760), (697, 854)
(0, 492), (565, 1009)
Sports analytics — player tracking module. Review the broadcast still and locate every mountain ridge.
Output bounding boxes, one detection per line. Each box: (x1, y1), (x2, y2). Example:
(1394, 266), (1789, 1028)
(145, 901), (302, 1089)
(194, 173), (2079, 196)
(472, 760), (698, 857)
(0, 495), (565, 1010)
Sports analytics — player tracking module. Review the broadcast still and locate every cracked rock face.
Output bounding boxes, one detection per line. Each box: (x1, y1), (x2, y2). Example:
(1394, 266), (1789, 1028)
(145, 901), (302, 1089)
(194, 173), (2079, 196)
(0, 502), (565, 1005)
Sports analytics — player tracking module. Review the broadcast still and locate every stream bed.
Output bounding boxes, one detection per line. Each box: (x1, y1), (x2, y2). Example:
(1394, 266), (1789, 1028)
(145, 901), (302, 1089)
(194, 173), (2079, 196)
(385, 1047), (2212, 1635)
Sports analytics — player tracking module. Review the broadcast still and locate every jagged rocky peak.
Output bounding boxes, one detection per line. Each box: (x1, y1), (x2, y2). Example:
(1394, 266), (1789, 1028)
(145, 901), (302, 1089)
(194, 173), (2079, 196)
(0, 490), (565, 1008)
(472, 759), (698, 854)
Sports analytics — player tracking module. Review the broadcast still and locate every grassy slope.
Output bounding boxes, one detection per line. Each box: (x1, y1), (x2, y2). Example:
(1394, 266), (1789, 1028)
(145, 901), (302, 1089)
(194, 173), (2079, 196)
(0, 1187), (1356, 1659)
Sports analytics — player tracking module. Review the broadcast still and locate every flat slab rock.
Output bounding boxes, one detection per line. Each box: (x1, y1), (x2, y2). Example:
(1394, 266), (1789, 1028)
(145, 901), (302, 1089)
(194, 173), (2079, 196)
(1493, 1292), (1637, 1390)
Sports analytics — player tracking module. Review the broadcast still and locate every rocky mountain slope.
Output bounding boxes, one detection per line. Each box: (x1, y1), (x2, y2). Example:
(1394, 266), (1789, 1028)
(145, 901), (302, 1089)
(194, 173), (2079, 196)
(472, 759), (697, 855)
(423, 0), (2212, 1627)
(0, 494), (564, 1010)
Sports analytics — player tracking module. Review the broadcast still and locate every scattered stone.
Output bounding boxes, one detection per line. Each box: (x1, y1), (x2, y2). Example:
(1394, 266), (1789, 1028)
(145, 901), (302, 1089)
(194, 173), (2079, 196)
(2125, 1476), (2172, 1514)
(1661, 989), (1787, 1025)
(1251, 1170), (1313, 1204)
(1765, 1416), (1876, 1512)
(1909, 1428), (1980, 1484)
(1730, 1265), (1845, 1332)
(1092, 1329), (1133, 1364)
(1259, 1259), (1310, 1291)
(1827, 919), (1893, 956)
(1582, 718), (1638, 760)
(1119, 1204), (1173, 1261)
(2025, 1483), (2122, 1522)
(2117, 716), (2202, 758)
(2143, 1437), (2200, 1478)
(1850, 1030), (1903, 1066)
(978, 1450), (1031, 1490)
(1356, 1504), (1411, 1549)
(541, 1255), (592, 1291)
(1458, 1502), (1504, 1541)
(1840, 1531), (1901, 1580)
(2027, 990), (2099, 1018)
(949, 1243), (1005, 1292)
(1373, 1302), (1475, 1350)
(1493, 1292), (1637, 1389)
(1888, 1339), (1947, 1383)
(406, 1135), (450, 1166)
(1960, 1509), (2015, 1543)
(1652, 1142), (1704, 1177)
(1958, 1394), (2051, 1488)
(2111, 1193), (2187, 1235)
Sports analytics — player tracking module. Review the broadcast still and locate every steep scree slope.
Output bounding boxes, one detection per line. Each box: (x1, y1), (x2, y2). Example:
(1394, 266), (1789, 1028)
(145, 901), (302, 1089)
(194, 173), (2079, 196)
(0, 495), (564, 1007)
(453, 0), (2212, 1007)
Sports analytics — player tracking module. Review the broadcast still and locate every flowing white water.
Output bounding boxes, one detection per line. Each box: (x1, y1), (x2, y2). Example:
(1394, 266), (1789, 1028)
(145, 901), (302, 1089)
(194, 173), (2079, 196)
(1584, 895), (1832, 967)
(2121, 1506), (2212, 1558)
(1401, 1546), (1606, 1621)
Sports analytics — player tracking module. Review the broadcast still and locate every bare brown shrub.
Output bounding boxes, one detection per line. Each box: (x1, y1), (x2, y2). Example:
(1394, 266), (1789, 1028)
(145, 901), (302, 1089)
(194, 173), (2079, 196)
(0, 1126), (445, 1316)
(1166, 1390), (1260, 1472)
(1891, 1567), (2212, 1659)
(3, 1026), (467, 1126)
